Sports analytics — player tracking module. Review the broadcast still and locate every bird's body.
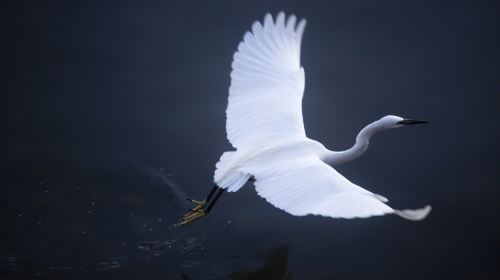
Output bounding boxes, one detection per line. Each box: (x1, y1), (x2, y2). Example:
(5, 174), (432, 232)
(180, 12), (431, 225)
(215, 137), (324, 188)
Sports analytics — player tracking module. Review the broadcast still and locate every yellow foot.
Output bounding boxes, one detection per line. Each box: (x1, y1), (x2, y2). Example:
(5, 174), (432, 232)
(180, 208), (206, 225)
(182, 199), (206, 217)
(177, 198), (209, 226)
(187, 198), (206, 207)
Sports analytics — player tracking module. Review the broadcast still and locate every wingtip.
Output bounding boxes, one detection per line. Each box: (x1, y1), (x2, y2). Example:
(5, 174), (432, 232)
(296, 18), (307, 36)
(251, 20), (263, 35)
(263, 13), (273, 26)
(276, 11), (285, 27)
(395, 205), (432, 221)
(286, 14), (297, 31)
(257, 12), (306, 33)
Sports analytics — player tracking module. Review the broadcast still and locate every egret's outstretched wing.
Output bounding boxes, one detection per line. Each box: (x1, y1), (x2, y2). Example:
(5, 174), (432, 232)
(241, 156), (431, 220)
(227, 12), (307, 149)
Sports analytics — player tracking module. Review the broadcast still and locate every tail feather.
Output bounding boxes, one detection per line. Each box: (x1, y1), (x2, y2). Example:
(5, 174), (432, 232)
(214, 151), (251, 192)
(214, 151), (237, 182)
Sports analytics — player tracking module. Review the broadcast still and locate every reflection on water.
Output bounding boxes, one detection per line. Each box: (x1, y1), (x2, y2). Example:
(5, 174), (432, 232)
(137, 239), (177, 254)
(0, 254), (89, 280)
(181, 260), (200, 268)
(96, 256), (127, 270)
(136, 236), (203, 258)
(178, 245), (292, 280)
(0, 256), (23, 280)
(228, 245), (291, 280)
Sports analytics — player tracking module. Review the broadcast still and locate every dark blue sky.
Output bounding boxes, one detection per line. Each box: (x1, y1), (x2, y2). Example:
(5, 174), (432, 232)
(2, 1), (499, 279)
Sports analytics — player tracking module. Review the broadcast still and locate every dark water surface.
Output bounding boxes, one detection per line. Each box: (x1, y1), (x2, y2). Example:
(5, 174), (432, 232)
(2, 1), (499, 279)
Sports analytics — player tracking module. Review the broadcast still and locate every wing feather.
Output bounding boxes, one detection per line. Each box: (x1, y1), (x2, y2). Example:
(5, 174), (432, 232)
(241, 155), (431, 220)
(226, 12), (307, 149)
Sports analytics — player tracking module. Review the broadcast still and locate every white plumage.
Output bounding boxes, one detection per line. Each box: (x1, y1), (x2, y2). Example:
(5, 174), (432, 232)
(214, 12), (431, 221)
(227, 13), (306, 149)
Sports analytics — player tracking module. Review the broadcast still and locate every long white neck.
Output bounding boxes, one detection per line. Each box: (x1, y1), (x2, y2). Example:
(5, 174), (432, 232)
(323, 120), (386, 166)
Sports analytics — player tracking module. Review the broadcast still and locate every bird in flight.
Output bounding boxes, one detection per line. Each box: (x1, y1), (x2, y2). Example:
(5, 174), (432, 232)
(180, 12), (431, 225)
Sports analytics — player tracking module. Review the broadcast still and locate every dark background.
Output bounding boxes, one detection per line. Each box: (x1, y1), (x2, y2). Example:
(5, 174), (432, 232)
(1, 0), (499, 279)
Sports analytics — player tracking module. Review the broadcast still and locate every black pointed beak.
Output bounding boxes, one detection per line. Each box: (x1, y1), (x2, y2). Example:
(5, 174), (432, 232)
(396, 119), (430, 125)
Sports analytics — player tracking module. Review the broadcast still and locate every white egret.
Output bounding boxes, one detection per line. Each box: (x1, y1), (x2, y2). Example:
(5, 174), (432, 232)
(180, 12), (431, 225)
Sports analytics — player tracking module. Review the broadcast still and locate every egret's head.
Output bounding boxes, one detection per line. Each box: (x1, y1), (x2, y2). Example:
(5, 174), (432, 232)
(379, 115), (430, 129)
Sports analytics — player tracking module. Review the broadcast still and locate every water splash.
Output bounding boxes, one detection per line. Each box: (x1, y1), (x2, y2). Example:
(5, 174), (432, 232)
(181, 260), (200, 268)
(139, 167), (192, 208)
(96, 256), (127, 271)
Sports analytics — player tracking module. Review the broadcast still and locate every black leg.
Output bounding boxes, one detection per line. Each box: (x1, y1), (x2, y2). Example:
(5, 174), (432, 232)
(205, 187), (224, 213)
(205, 185), (219, 203)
